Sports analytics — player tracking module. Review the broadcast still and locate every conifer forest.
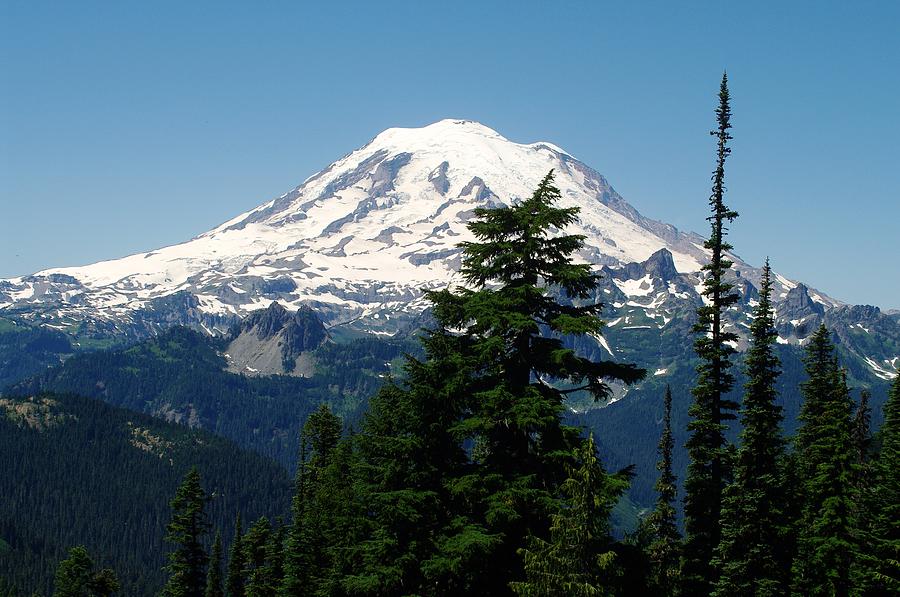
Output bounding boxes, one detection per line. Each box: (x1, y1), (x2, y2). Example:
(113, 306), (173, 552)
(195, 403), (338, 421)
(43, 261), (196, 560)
(2, 74), (898, 597)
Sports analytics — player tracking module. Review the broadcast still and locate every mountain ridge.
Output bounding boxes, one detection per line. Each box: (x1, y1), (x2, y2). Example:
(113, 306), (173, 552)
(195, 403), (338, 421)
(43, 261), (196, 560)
(0, 119), (896, 383)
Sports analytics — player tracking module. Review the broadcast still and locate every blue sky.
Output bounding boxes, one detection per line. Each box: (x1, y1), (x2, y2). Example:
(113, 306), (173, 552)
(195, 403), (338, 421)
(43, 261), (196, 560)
(2, 1), (898, 308)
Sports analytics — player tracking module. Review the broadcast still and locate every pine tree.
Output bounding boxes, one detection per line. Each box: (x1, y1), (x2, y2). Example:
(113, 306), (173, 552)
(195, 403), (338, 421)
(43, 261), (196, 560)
(53, 546), (119, 597)
(682, 72), (740, 595)
(425, 170), (645, 593)
(509, 434), (628, 597)
(645, 385), (680, 596)
(712, 261), (790, 596)
(162, 467), (210, 597)
(226, 514), (246, 597)
(791, 326), (857, 596)
(205, 532), (224, 597)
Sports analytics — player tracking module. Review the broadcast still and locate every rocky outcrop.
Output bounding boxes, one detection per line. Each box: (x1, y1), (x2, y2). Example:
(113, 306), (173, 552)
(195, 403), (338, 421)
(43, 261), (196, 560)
(224, 302), (328, 376)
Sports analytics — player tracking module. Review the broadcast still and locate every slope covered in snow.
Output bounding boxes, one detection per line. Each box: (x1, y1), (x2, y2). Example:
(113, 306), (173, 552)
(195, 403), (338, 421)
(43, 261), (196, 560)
(1, 118), (882, 362)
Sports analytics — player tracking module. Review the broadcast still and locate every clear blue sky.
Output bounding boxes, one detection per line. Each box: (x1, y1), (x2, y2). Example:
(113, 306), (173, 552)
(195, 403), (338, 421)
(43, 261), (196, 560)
(2, 1), (898, 309)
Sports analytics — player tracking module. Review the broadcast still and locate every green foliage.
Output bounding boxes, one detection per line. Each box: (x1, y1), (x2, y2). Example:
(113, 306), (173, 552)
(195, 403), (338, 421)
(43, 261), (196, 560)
(644, 386), (680, 596)
(52, 546), (119, 597)
(857, 373), (900, 592)
(0, 393), (290, 596)
(11, 327), (412, 469)
(712, 262), (792, 596)
(0, 317), (72, 388)
(791, 326), (857, 596)
(161, 468), (210, 597)
(510, 435), (628, 596)
(281, 404), (353, 596)
(682, 72), (740, 595)
(204, 533), (224, 597)
(423, 170), (644, 593)
(225, 515), (246, 597)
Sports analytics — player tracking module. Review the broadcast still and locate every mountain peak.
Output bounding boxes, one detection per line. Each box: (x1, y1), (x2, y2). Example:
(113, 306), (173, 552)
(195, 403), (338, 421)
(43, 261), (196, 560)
(2, 118), (835, 340)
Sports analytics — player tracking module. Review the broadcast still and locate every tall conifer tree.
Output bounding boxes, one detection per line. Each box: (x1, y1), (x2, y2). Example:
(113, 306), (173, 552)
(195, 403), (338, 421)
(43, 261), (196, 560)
(226, 514), (245, 597)
(791, 326), (857, 596)
(424, 170), (645, 593)
(53, 546), (119, 597)
(509, 434), (628, 597)
(862, 373), (900, 592)
(162, 467), (210, 597)
(646, 385), (680, 596)
(712, 261), (790, 596)
(280, 404), (343, 595)
(682, 72), (740, 595)
(205, 532), (224, 597)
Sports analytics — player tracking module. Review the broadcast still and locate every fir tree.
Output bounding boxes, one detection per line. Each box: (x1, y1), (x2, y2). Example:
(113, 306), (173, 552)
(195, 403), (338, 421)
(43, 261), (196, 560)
(53, 546), (119, 597)
(205, 532), (224, 597)
(791, 326), (857, 596)
(509, 434), (628, 597)
(226, 514), (246, 597)
(682, 72), (740, 595)
(425, 170), (645, 592)
(712, 261), (790, 596)
(645, 385), (680, 596)
(162, 467), (210, 597)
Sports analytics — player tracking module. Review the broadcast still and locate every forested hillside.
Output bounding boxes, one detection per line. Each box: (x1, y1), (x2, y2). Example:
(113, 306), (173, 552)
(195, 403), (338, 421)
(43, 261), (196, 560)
(0, 392), (292, 596)
(9, 327), (416, 469)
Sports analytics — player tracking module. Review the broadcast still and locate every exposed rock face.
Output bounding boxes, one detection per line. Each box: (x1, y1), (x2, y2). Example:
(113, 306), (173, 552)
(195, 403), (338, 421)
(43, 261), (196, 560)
(224, 302), (328, 376)
(0, 119), (896, 382)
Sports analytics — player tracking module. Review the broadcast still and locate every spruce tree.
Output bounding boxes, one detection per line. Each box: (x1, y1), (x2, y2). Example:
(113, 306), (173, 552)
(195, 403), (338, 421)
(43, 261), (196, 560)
(226, 514), (245, 597)
(509, 434), (628, 597)
(712, 261), (790, 596)
(791, 326), (857, 596)
(425, 170), (645, 593)
(53, 546), (119, 597)
(205, 532), (224, 597)
(645, 385), (680, 596)
(162, 467), (210, 597)
(682, 72), (740, 595)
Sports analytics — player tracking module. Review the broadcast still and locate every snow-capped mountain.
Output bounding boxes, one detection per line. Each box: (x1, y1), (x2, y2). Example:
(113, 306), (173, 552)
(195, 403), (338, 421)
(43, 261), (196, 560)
(1, 119), (897, 380)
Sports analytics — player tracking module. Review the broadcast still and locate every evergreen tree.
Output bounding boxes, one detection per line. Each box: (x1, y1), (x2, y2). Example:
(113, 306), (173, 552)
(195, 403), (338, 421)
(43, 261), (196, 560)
(509, 434), (628, 597)
(682, 72), (740, 595)
(205, 532), (224, 597)
(280, 404), (343, 595)
(791, 326), (857, 596)
(162, 467), (210, 597)
(342, 377), (473, 595)
(852, 389), (872, 479)
(226, 514), (246, 597)
(425, 170), (645, 593)
(712, 261), (790, 596)
(243, 517), (282, 597)
(53, 546), (119, 597)
(861, 373), (900, 592)
(645, 385), (680, 596)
